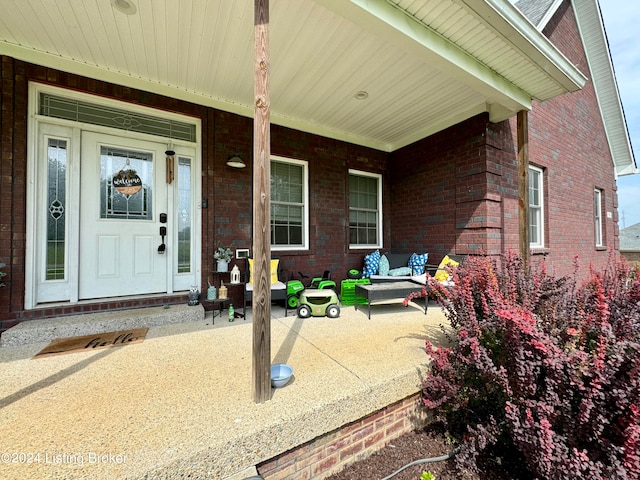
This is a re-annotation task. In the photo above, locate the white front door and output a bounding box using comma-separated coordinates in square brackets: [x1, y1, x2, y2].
[79, 132, 169, 299]
[26, 84, 202, 309]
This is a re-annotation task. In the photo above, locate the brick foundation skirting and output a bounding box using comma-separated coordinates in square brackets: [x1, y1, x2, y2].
[257, 393, 428, 480]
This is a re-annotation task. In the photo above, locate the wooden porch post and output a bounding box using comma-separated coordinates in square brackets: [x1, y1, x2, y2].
[517, 110, 530, 264]
[252, 0, 272, 404]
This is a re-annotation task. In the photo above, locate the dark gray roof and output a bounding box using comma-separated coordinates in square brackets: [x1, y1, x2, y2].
[620, 222, 640, 251]
[514, 0, 558, 27]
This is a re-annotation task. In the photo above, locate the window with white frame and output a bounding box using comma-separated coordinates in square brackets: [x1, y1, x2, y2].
[594, 188, 603, 247]
[270, 156, 308, 250]
[529, 166, 544, 248]
[349, 170, 382, 248]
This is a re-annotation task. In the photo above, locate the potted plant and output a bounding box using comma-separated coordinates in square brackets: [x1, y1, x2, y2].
[214, 244, 233, 272]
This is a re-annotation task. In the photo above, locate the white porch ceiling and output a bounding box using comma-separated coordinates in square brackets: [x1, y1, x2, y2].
[0, 0, 585, 151]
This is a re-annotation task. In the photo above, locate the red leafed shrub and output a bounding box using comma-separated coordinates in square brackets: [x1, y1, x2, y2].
[421, 251, 640, 479]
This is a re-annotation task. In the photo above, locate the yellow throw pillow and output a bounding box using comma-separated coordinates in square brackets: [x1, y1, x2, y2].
[434, 255, 459, 282]
[248, 258, 280, 285]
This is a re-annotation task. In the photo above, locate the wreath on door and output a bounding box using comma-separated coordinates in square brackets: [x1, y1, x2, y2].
[113, 168, 142, 196]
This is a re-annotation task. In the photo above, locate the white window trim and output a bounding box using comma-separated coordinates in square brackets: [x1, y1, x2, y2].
[529, 165, 544, 249]
[595, 188, 603, 247]
[271, 155, 309, 251]
[348, 169, 383, 250]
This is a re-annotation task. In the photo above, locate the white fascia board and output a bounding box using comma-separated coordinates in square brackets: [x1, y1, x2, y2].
[460, 0, 587, 92]
[315, 0, 532, 112]
[571, 0, 637, 177]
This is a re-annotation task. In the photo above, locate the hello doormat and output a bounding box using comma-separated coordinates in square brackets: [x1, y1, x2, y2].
[34, 328, 148, 358]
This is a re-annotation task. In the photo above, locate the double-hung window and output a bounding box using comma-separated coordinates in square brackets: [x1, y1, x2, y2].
[349, 170, 382, 248]
[594, 188, 603, 247]
[529, 166, 544, 248]
[270, 156, 308, 250]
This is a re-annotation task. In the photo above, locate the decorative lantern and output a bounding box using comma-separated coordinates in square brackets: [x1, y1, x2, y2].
[207, 278, 217, 300]
[218, 281, 228, 300]
[230, 264, 241, 284]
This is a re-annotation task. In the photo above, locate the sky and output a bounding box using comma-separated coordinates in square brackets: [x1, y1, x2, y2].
[598, 1, 640, 229]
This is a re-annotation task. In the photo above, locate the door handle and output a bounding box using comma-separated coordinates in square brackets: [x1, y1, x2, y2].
[158, 226, 167, 254]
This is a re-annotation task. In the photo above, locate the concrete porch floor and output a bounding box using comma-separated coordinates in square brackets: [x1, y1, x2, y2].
[0, 300, 449, 480]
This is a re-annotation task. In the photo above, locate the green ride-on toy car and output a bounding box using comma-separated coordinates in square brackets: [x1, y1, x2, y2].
[287, 270, 336, 309]
[296, 289, 341, 318]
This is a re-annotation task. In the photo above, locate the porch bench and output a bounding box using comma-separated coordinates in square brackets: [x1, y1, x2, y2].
[368, 253, 419, 283]
[364, 251, 466, 287]
[243, 257, 289, 316]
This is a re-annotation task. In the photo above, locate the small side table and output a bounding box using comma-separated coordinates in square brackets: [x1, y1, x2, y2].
[202, 297, 231, 323]
[211, 270, 246, 318]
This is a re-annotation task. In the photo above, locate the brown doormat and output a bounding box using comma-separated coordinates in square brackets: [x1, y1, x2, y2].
[34, 328, 148, 358]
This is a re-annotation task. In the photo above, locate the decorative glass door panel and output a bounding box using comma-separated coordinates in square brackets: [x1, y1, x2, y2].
[46, 138, 67, 280]
[100, 147, 153, 220]
[34, 123, 79, 304]
[177, 157, 192, 274]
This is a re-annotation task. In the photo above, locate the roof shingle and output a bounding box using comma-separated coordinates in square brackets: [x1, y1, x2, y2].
[620, 222, 640, 251]
[514, 0, 557, 27]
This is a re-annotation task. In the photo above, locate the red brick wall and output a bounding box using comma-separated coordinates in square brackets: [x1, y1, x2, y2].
[209, 111, 389, 304]
[257, 394, 425, 480]
[521, 0, 619, 276]
[211, 109, 388, 277]
[389, 114, 494, 263]
[1, 56, 28, 330]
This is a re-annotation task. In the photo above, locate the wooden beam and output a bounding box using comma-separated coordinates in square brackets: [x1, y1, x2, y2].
[252, 0, 272, 404]
[517, 110, 530, 264]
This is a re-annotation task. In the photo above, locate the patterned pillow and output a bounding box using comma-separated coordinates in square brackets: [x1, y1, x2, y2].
[388, 266, 412, 276]
[362, 250, 381, 278]
[378, 255, 390, 276]
[408, 253, 429, 275]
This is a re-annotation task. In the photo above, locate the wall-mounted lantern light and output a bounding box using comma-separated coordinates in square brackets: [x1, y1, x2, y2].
[226, 153, 246, 168]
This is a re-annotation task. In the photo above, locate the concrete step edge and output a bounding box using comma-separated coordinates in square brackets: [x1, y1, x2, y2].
[0, 304, 205, 347]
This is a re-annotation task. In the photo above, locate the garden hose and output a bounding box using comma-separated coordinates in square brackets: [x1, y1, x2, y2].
[380, 446, 460, 480]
